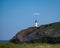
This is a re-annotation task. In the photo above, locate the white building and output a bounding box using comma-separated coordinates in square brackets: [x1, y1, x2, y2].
[35, 20, 39, 27]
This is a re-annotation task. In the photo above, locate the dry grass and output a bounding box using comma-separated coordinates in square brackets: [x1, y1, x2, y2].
[0, 42, 60, 48]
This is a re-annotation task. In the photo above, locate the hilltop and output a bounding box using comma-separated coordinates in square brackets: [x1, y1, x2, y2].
[10, 22, 60, 43]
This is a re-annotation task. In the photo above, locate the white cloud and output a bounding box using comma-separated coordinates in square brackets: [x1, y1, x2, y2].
[33, 12, 40, 16]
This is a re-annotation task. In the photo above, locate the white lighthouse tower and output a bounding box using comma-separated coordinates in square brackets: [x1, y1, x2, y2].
[35, 20, 39, 27]
[33, 12, 40, 27]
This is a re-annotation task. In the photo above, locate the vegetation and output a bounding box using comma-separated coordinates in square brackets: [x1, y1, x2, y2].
[0, 42, 60, 48]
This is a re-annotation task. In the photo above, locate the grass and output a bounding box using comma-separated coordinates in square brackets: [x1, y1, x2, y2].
[0, 42, 60, 48]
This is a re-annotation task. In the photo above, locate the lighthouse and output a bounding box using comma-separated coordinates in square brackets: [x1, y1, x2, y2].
[35, 20, 39, 27]
[33, 12, 40, 27]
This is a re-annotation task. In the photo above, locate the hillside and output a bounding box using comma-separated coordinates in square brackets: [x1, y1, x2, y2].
[10, 22, 60, 43]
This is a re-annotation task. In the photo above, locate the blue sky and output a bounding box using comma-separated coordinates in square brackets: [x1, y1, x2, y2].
[0, 0, 60, 40]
